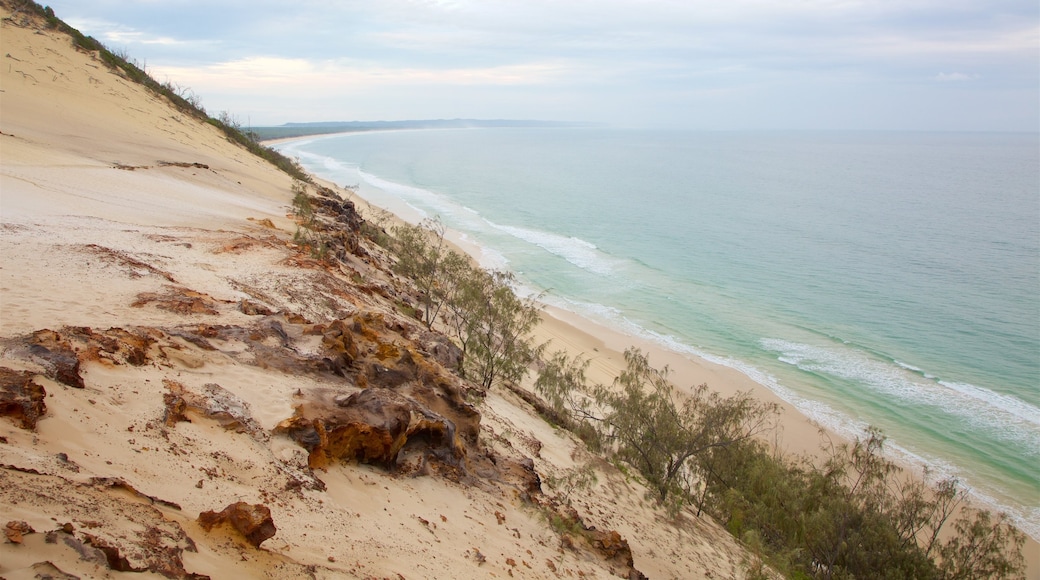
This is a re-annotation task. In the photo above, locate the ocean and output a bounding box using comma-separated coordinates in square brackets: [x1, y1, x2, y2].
[275, 129, 1040, 538]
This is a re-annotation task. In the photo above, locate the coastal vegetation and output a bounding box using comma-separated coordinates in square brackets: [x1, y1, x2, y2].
[290, 179, 331, 260]
[532, 349, 1026, 579]
[342, 153, 1028, 580]
[373, 215, 1027, 579]
[391, 219, 543, 390]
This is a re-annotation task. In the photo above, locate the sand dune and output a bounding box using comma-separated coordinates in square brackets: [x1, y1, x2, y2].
[0, 5, 762, 579]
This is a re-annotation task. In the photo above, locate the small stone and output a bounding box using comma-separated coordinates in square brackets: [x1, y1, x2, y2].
[0, 367, 47, 429]
[198, 502, 276, 548]
[4, 520, 34, 544]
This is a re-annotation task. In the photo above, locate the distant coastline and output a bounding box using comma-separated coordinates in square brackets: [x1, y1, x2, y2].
[251, 119, 598, 141]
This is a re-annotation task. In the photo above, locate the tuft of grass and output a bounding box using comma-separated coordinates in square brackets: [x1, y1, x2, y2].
[545, 511, 584, 537]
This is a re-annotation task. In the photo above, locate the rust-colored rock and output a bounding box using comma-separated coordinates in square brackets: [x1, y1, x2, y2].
[3, 466, 200, 578]
[238, 299, 274, 316]
[1, 327, 159, 393]
[93, 327, 155, 365]
[309, 187, 364, 255]
[502, 456, 542, 497]
[321, 318, 359, 376]
[277, 414, 335, 470]
[27, 329, 84, 388]
[547, 503, 645, 580]
[276, 387, 465, 471]
[588, 529, 635, 567]
[198, 502, 276, 548]
[417, 330, 463, 372]
[400, 373, 481, 446]
[132, 285, 221, 315]
[162, 380, 265, 439]
[0, 367, 47, 429]
[163, 391, 189, 427]
[365, 360, 414, 389]
[84, 534, 140, 572]
[5, 520, 34, 543]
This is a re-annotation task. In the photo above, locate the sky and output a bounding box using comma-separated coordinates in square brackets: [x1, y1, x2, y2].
[46, 0, 1039, 131]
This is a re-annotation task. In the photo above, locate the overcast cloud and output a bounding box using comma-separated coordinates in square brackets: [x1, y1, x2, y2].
[46, 0, 1038, 130]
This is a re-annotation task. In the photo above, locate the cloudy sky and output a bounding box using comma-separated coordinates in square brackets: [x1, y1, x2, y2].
[48, 0, 1038, 130]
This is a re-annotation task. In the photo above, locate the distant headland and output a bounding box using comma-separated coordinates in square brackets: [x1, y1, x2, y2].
[251, 119, 598, 140]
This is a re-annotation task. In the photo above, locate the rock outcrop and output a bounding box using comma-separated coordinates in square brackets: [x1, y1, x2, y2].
[0, 367, 46, 429]
[0, 468, 202, 579]
[547, 502, 646, 580]
[4, 519, 34, 544]
[23, 329, 84, 388]
[162, 380, 266, 440]
[276, 387, 466, 471]
[197, 502, 277, 548]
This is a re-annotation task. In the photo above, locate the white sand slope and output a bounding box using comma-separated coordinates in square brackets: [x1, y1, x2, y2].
[0, 6, 762, 579]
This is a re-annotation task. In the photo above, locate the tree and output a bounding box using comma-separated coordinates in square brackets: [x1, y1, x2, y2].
[436, 249, 479, 360]
[594, 348, 778, 509]
[459, 270, 543, 390]
[388, 222, 543, 391]
[533, 350, 591, 420]
[533, 350, 604, 449]
[529, 346, 1027, 578]
[938, 510, 1026, 580]
[391, 218, 450, 328]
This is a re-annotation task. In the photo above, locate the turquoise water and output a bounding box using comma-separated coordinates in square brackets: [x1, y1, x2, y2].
[276, 129, 1039, 537]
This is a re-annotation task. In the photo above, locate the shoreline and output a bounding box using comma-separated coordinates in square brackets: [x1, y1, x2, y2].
[283, 135, 1040, 565]
[266, 132, 949, 464]
[286, 147, 899, 461]
[534, 303, 831, 457]
[356, 176, 1040, 570]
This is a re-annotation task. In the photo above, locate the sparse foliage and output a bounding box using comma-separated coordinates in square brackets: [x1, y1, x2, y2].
[391, 218, 451, 328]
[703, 428, 1025, 580]
[534, 350, 592, 419]
[388, 220, 543, 390]
[545, 462, 598, 506]
[459, 269, 544, 390]
[595, 348, 779, 511]
[938, 510, 1026, 580]
[290, 180, 330, 261]
[532, 350, 603, 449]
[532, 346, 1025, 579]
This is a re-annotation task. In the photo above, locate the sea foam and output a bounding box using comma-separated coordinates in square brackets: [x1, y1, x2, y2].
[351, 168, 622, 278]
[489, 222, 617, 276]
[761, 338, 1040, 451]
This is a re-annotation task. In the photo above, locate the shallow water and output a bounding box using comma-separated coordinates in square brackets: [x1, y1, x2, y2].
[277, 128, 1040, 537]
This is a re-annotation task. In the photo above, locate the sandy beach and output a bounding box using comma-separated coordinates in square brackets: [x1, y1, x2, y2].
[1, 3, 1035, 578]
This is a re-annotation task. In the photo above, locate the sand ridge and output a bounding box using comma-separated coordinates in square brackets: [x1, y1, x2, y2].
[0, 6, 762, 579]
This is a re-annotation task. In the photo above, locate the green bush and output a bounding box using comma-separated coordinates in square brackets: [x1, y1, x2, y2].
[532, 345, 1026, 579]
